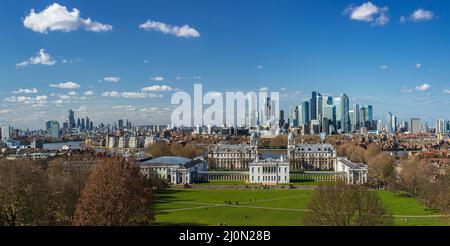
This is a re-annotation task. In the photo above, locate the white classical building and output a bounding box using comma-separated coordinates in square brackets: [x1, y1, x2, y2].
[139, 156, 207, 184]
[287, 132, 337, 170]
[249, 155, 290, 184]
[336, 157, 368, 184]
[207, 132, 258, 170]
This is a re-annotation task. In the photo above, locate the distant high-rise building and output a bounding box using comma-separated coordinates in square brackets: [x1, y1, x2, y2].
[310, 91, 322, 121]
[387, 112, 393, 133]
[300, 101, 310, 125]
[411, 118, 421, 134]
[436, 119, 445, 134]
[279, 110, 285, 129]
[86, 117, 90, 131]
[322, 104, 336, 128]
[1, 126, 12, 141]
[291, 106, 299, 127]
[341, 94, 350, 132]
[46, 121, 60, 141]
[68, 109, 76, 129]
[118, 119, 124, 129]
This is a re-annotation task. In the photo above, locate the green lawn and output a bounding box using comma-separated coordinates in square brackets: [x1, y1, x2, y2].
[154, 189, 448, 226]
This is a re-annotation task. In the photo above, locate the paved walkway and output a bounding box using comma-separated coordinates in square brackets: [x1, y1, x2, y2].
[158, 197, 447, 218]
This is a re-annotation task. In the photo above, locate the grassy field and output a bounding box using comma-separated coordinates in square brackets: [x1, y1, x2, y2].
[155, 189, 448, 226]
[192, 180, 335, 186]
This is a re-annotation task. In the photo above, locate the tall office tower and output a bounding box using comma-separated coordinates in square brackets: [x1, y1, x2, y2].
[392, 115, 397, 133]
[446, 120, 450, 133]
[360, 105, 373, 127]
[436, 119, 445, 134]
[411, 118, 421, 134]
[46, 120, 60, 141]
[354, 104, 360, 130]
[247, 93, 257, 127]
[386, 112, 393, 133]
[68, 109, 76, 129]
[1, 126, 12, 141]
[322, 104, 336, 128]
[90, 121, 94, 131]
[291, 106, 299, 127]
[341, 94, 350, 132]
[349, 110, 356, 132]
[400, 121, 409, 132]
[81, 118, 86, 130]
[325, 96, 333, 105]
[333, 96, 342, 129]
[118, 119, 124, 129]
[77, 118, 81, 129]
[279, 110, 285, 129]
[86, 117, 90, 131]
[300, 101, 310, 125]
[310, 91, 322, 121]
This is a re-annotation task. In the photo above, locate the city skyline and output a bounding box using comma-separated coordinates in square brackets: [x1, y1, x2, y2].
[1, 0, 450, 129]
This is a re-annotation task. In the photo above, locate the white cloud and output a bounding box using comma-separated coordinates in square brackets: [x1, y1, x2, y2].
[400, 86, 413, 94]
[3, 95, 48, 107]
[16, 49, 56, 68]
[416, 63, 422, 69]
[84, 90, 94, 96]
[68, 91, 77, 96]
[401, 9, 434, 23]
[0, 109, 13, 114]
[411, 9, 434, 22]
[380, 65, 389, 69]
[443, 89, 450, 94]
[344, 2, 389, 26]
[23, 3, 112, 33]
[150, 76, 165, 82]
[259, 87, 269, 92]
[139, 20, 200, 38]
[49, 81, 80, 89]
[103, 76, 121, 82]
[112, 105, 136, 111]
[256, 65, 263, 69]
[141, 85, 174, 92]
[415, 83, 431, 91]
[193, 75, 203, 80]
[12, 88, 38, 94]
[102, 91, 163, 99]
[175, 76, 182, 80]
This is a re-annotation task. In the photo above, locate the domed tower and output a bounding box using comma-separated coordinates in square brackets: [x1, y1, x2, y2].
[288, 132, 295, 149]
[287, 132, 295, 160]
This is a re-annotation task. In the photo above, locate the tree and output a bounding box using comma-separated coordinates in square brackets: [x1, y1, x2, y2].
[398, 157, 426, 197]
[0, 160, 48, 226]
[148, 142, 172, 157]
[73, 158, 154, 226]
[367, 153, 396, 189]
[303, 183, 392, 226]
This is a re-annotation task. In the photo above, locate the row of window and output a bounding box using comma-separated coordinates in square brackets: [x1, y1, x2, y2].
[251, 175, 288, 182]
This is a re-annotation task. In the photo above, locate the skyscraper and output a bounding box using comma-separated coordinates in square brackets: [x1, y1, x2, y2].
[341, 94, 349, 132]
[310, 91, 322, 121]
[436, 119, 445, 134]
[411, 118, 421, 134]
[46, 121, 60, 141]
[279, 110, 285, 129]
[387, 112, 393, 133]
[300, 101, 310, 125]
[1, 126, 12, 141]
[68, 109, 76, 129]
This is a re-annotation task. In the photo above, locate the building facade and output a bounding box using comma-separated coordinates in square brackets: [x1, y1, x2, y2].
[336, 157, 368, 185]
[287, 133, 337, 170]
[249, 155, 290, 184]
[207, 132, 258, 170]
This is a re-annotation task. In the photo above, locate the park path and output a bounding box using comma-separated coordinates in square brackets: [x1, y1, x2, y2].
[158, 197, 447, 218]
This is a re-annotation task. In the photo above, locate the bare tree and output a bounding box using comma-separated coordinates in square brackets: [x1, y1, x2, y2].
[303, 183, 393, 226]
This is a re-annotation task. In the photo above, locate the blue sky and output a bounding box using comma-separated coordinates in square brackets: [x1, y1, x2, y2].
[0, 0, 449, 129]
